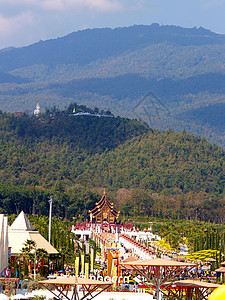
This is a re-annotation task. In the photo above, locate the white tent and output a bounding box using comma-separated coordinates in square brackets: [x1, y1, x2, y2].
[0, 294, 9, 300]
[0, 214, 8, 275]
[11, 294, 28, 299]
[8, 211, 58, 257]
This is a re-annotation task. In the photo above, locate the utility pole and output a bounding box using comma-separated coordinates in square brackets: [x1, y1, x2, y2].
[34, 246, 37, 280]
[48, 196, 53, 244]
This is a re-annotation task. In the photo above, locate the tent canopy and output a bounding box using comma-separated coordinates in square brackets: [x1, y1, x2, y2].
[122, 258, 195, 267]
[39, 277, 113, 286]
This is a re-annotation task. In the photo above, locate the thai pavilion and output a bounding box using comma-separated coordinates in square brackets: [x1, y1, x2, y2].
[89, 190, 120, 225]
[72, 191, 120, 240]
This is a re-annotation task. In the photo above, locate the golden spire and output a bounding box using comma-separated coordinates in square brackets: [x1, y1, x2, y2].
[103, 188, 106, 195]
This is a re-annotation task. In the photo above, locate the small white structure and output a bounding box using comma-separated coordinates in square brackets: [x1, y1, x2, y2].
[0, 214, 8, 275]
[179, 243, 189, 255]
[34, 103, 41, 116]
[121, 230, 160, 242]
[71, 228, 92, 241]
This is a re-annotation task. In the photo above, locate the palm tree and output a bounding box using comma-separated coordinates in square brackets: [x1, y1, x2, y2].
[35, 248, 48, 278]
[36, 248, 48, 267]
[20, 240, 49, 278]
[20, 239, 37, 274]
[36, 248, 48, 261]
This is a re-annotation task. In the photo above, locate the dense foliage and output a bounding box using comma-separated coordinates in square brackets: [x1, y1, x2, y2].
[0, 106, 225, 223]
[0, 104, 147, 218]
[80, 129, 225, 194]
[0, 105, 147, 186]
[153, 219, 225, 265]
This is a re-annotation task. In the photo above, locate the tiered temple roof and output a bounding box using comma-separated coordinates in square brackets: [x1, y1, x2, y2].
[89, 191, 119, 224]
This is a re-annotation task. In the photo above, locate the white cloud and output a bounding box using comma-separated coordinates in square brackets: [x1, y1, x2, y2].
[80, 0, 122, 12]
[0, 0, 148, 48]
[0, 11, 40, 48]
[0, 16, 13, 37]
[41, 0, 65, 11]
[41, 0, 123, 12]
[0, 0, 144, 14]
[0, 0, 124, 13]
[0, 12, 34, 37]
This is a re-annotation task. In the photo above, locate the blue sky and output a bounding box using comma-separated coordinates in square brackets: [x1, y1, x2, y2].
[0, 0, 225, 49]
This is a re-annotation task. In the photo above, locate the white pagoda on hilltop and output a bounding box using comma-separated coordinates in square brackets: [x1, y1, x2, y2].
[34, 103, 42, 116]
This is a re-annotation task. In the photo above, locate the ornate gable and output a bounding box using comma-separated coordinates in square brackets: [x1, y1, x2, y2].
[89, 191, 119, 224]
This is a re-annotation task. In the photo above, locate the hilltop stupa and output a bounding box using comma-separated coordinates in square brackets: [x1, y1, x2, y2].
[34, 103, 42, 116]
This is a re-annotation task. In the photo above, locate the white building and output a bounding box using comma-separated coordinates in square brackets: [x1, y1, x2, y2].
[34, 103, 41, 116]
[8, 211, 59, 258]
[0, 214, 8, 275]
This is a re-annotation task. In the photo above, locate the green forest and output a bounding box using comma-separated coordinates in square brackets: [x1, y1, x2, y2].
[0, 103, 225, 224]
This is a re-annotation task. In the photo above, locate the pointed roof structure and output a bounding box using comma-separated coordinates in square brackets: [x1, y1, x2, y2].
[89, 191, 119, 224]
[8, 211, 58, 256]
[9, 211, 35, 231]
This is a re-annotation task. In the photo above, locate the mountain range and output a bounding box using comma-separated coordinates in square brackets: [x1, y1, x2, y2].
[1, 24, 225, 147]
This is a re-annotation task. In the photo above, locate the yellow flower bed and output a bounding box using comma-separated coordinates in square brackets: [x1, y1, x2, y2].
[186, 249, 219, 261]
[155, 239, 172, 251]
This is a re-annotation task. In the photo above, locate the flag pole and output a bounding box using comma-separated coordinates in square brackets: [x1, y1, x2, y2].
[48, 196, 53, 244]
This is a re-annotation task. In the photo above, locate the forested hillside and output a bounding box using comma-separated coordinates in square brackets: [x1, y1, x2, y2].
[0, 104, 147, 187]
[0, 24, 225, 147]
[80, 130, 225, 195]
[0, 106, 225, 223]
